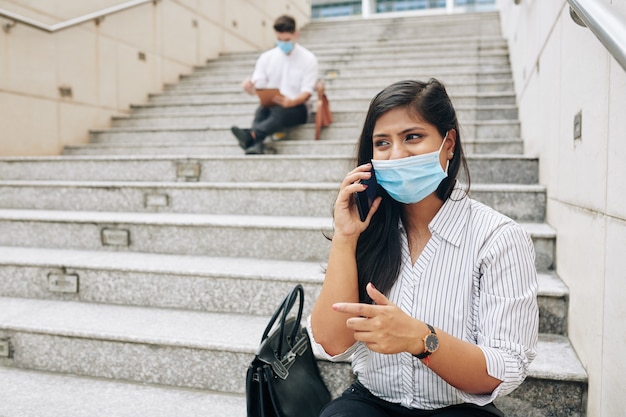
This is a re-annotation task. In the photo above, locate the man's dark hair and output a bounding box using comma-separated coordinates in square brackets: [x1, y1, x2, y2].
[273, 15, 296, 33]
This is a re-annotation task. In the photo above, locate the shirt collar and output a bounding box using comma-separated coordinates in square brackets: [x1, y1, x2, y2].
[428, 185, 470, 247]
[397, 184, 470, 248]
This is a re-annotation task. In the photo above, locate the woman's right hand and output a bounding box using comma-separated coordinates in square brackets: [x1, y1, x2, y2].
[333, 163, 381, 239]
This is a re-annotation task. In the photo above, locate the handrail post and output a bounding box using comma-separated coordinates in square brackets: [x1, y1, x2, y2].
[569, 7, 586, 27]
[567, 0, 626, 72]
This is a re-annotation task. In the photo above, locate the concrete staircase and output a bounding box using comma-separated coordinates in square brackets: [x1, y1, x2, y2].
[0, 11, 586, 417]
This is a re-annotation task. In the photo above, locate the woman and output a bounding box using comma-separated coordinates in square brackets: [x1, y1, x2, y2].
[309, 79, 538, 416]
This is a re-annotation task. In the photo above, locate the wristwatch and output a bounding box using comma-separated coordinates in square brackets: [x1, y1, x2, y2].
[413, 324, 439, 359]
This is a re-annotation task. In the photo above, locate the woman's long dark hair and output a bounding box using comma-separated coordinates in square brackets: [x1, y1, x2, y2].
[353, 79, 470, 303]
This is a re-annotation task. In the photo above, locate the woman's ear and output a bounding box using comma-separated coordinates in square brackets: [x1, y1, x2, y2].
[446, 129, 457, 160]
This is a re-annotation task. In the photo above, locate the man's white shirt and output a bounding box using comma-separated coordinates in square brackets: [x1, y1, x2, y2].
[251, 43, 318, 99]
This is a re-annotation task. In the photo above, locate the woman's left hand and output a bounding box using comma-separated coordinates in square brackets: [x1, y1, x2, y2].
[332, 283, 423, 355]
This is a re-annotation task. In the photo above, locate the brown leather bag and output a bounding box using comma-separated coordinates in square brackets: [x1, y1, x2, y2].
[315, 79, 333, 140]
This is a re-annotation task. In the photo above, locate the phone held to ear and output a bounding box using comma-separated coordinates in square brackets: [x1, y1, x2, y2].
[355, 169, 377, 222]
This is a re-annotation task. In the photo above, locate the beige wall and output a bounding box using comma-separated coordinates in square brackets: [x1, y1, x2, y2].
[497, 1, 626, 416]
[0, 0, 312, 156]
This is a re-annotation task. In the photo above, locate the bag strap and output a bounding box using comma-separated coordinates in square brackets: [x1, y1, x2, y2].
[260, 284, 305, 354]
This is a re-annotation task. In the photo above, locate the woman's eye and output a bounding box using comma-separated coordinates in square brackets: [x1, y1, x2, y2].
[374, 139, 389, 148]
[405, 134, 422, 142]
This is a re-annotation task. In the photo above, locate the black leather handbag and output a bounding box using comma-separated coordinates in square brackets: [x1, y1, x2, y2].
[246, 284, 331, 417]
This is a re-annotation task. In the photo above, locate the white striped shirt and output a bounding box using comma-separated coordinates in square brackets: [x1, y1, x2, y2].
[309, 187, 539, 409]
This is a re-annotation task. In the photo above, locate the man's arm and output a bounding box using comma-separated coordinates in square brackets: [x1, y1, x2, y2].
[242, 78, 256, 95]
[246, 51, 270, 95]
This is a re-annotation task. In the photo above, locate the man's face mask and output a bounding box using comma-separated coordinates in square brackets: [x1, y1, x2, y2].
[276, 40, 294, 54]
[371, 132, 449, 204]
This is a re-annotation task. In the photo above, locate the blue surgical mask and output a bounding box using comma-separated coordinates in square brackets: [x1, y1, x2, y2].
[371, 133, 449, 204]
[276, 40, 294, 54]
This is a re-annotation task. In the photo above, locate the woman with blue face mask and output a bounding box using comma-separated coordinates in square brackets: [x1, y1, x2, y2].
[309, 79, 539, 417]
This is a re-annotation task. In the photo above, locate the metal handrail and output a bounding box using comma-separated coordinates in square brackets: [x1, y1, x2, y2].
[0, 0, 156, 33]
[568, 0, 626, 72]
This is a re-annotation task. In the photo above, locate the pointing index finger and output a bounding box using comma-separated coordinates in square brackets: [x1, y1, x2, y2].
[332, 302, 376, 317]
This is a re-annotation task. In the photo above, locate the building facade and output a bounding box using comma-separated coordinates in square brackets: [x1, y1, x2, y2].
[312, 0, 495, 19]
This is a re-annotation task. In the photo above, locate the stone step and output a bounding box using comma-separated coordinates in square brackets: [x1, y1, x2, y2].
[300, 30, 504, 43]
[165, 78, 514, 95]
[301, 21, 502, 36]
[303, 9, 499, 24]
[88, 121, 520, 142]
[179, 69, 514, 86]
[62, 137, 524, 156]
[136, 98, 518, 122]
[302, 17, 501, 32]
[209, 43, 510, 58]
[171, 72, 513, 92]
[0, 246, 323, 316]
[471, 184, 546, 222]
[299, 13, 502, 37]
[126, 100, 514, 120]
[195, 56, 511, 76]
[305, 23, 504, 37]
[0, 181, 545, 221]
[272, 36, 505, 53]
[0, 297, 586, 417]
[216, 33, 506, 54]
[168, 74, 513, 90]
[111, 106, 518, 128]
[537, 272, 570, 336]
[203, 51, 509, 73]
[132, 91, 516, 110]
[141, 91, 516, 107]
[185, 69, 510, 86]
[0, 209, 556, 270]
[244, 36, 508, 54]
[0, 208, 335, 262]
[0, 246, 568, 334]
[181, 62, 511, 85]
[208, 43, 509, 64]
[0, 155, 538, 184]
[0, 296, 268, 394]
[302, 30, 504, 46]
[62, 139, 364, 156]
[0, 367, 246, 417]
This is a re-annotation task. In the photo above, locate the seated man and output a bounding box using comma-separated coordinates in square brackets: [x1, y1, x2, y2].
[231, 15, 319, 155]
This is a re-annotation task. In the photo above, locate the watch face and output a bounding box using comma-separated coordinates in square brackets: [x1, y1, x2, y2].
[425, 334, 439, 353]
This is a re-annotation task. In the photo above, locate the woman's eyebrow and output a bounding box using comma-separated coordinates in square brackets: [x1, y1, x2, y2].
[373, 126, 426, 137]
[401, 126, 426, 134]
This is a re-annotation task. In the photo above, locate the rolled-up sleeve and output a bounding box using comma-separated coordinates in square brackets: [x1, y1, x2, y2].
[300, 56, 318, 96]
[250, 53, 267, 86]
[462, 223, 539, 403]
[306, 315, 357, 362]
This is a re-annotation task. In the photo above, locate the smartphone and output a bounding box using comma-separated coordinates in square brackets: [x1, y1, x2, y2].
[355, 169, 377, 222]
